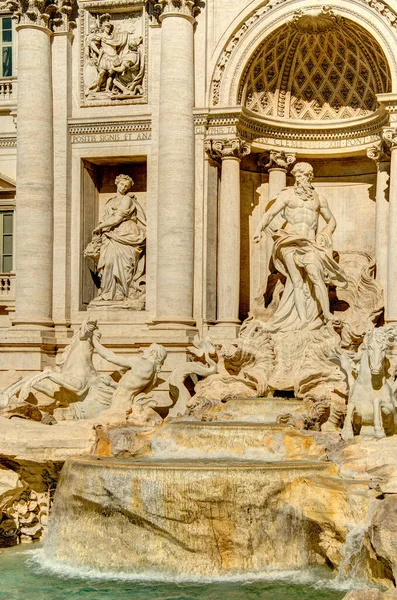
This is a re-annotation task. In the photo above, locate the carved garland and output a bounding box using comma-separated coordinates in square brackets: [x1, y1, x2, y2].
[211, 0, 397, 107]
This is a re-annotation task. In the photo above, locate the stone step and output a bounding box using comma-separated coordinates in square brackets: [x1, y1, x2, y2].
[150, 420, 329, 462]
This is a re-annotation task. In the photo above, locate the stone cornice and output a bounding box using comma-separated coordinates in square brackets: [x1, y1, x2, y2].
[0, 135, 16, 148]
[6, 0, 77, 32]
[79, 0, 145, 11]
[68, 117, 151, 143]
[69, 119, 151, 135]
[204, 137, 250, 162]
[195, 107, 388, 152]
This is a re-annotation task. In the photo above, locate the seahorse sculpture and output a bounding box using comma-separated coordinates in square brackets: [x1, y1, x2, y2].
[167, 336, 218, 418]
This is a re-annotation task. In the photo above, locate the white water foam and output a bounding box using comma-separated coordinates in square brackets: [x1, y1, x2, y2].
[335, 524, 367, 584]
[25, 548, 372, 592]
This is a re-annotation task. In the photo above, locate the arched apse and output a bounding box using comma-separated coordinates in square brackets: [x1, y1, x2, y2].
[238, 12, 391, 122]
[209, 1, 397, 110]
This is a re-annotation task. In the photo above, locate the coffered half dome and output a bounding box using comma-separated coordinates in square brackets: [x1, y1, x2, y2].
[239, 11, 392, 121]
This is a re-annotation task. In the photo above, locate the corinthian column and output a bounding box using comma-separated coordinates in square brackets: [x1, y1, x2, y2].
[6, 0, 76, 327]
[367, 144, 390, 297]
[153, 0, 201, 328]
[205, 138, 250, 335]
[382, 128, 397, 323]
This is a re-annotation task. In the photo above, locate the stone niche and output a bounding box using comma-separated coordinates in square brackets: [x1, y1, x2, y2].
[240, 154, 377, 320]
[81, 158, 147, 310]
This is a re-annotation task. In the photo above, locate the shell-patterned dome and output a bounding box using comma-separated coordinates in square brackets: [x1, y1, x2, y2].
[239, 12, 392, 121]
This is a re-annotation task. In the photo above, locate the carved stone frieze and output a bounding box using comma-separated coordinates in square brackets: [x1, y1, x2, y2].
[0, 137, 16, 148]
[198, 108, 386, 152]
[204, 138, 250, 163]
[257, 151, 296, 172]
[69, 118, 151, 144]
[5, 0, 77, 31]
[81, 6, 147, 106]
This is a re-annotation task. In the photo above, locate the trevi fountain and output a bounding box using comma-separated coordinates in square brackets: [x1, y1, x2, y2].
[1, 0, 397, 598]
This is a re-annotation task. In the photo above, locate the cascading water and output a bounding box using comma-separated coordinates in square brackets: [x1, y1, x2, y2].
[40, 397, 376, 593]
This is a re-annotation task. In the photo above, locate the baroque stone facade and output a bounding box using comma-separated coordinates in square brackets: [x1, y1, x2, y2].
[3, 0, 397, 587]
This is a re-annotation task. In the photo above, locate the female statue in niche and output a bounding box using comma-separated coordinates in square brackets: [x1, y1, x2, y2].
[85, 174, 146, 309]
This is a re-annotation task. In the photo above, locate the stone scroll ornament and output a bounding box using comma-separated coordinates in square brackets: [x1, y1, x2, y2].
[84, 174, 146, 309]
[84, 12, 145, 100]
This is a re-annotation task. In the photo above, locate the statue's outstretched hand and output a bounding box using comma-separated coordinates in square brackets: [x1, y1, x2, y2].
[253, 231, 262, 243]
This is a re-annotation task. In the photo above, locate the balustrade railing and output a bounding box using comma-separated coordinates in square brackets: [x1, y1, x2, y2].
[0, 78, 14, 100]
[0, 273, 15, 300]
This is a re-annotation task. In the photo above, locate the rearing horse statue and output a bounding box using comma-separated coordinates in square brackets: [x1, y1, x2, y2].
[341, 326, 397, 441]
[0, 319, 117, 419]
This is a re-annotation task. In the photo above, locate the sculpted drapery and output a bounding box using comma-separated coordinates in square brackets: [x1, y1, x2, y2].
[85, 174, 146, 308]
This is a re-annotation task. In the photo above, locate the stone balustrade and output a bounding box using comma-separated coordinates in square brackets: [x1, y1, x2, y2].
[0, 272, 15, 300]
[0, 78, 15, 100]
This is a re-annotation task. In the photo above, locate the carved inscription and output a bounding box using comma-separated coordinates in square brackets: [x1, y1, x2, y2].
[71, 131, 151, 144]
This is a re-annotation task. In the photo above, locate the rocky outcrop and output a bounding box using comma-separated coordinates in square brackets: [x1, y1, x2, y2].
[368, 496, 397, 585]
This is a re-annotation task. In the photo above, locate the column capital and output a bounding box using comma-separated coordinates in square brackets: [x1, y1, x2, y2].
[5, 0, 77, 32]
[204, 138, 251, 163]
[367, 143, 391, 165]
[382, 127, 397, 151]
[151, 0, 202, 22]
[257, 150, 296, 172]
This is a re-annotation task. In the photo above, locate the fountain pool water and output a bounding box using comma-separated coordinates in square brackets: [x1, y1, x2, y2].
[0, 545, 350, 600]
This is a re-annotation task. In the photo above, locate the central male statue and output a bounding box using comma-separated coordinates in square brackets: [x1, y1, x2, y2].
[254, 162, 347, 332]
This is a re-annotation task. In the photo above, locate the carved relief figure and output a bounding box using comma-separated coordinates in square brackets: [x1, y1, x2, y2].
[110, 37, 144, 98]
[254, 162, 347, 332]
[84, 13, 145, 100]
[85, 174, 146, 309]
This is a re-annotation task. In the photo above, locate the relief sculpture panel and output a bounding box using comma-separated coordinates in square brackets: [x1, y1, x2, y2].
[82, 8, 147, 106]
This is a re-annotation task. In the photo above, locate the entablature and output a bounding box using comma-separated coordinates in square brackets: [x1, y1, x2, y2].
[68, 115, 151, 144]
[196, 106, 388, 155]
